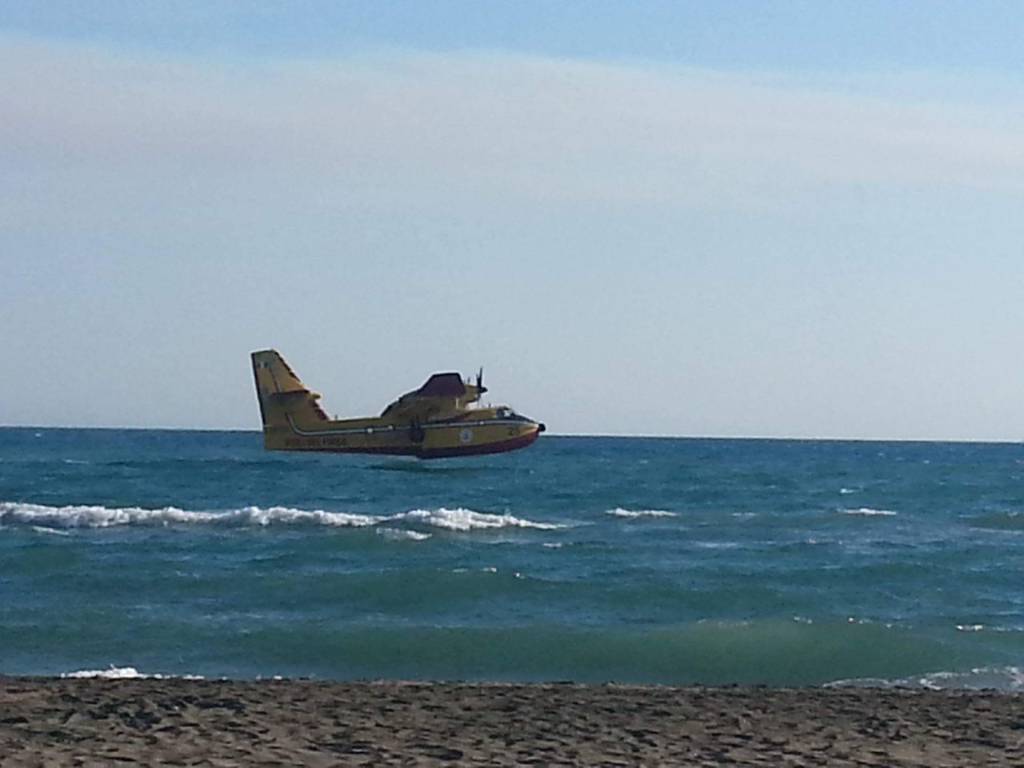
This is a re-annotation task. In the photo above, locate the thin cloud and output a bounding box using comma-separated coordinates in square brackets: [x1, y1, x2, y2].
[2, 36, 1023, 218]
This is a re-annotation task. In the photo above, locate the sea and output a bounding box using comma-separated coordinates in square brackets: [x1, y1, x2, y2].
[1, 427, 1022, 689]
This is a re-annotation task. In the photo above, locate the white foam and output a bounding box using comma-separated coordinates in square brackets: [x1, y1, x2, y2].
[956, 624, 985, 632]
[62, 666, 145, 679]
[839, 487, 857, 495]
[1, 501, 562, 534]
[841, 507, 897, 517]
[392, 507, 565, 531]
[0, 502, 381, 529]
[61, 665, 205, 680]
[605, 508, 677, 519]
[376, 527, 432, 542]
[827, 666, 1024, 692]
[241, 506, 381, 528]
[1, 502, 216, 528]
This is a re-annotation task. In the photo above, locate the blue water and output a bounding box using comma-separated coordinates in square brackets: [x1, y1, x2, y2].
[2, 428, 1023, 688]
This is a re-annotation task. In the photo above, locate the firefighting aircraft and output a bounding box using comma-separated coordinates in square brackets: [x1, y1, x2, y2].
[251, 349, 545, 459]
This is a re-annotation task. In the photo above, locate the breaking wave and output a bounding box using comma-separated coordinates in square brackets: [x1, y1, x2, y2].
[841, 507, 897, 517]
[376, 527, 432, 542]
[395, 507, 565, 531]
[0, 502, 378, 529]
[826, 665, 1024, 691]
[605, 508, 678, 519]
[0, 501, 562, 533]
[61, 666, 205, 680]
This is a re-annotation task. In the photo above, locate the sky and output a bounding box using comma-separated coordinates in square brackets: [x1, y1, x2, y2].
[2, 2, 1023, 439]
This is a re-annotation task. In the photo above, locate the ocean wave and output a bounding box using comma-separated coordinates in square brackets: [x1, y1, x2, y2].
[377, 527, 432, 542]
[393, 507, 565, 531]
[826, 665, 1024, 692]
[841, 507, 897, 517]
[0, 502, 380, 529]
[693, 541, 740, 550]
[2, 502, 222, 528]
[0, 501, 559, 533]
[244, 507, 381, 528]
[605, 508, 677, 519]
[61, 665, 204, 680]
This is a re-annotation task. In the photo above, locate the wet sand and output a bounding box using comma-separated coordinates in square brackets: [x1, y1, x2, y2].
[1, 677, 1022, 766]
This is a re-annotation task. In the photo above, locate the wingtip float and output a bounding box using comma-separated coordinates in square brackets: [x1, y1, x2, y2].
[251, 349, 545, 459]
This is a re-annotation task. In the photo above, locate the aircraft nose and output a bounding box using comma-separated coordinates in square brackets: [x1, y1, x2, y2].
[537, 422, 547, 433]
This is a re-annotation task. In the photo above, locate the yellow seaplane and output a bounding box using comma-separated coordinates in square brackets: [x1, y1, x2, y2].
[251, 349, 545, 459]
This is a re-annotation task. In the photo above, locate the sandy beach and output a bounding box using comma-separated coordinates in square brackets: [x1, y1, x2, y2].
[0, 678, 1021, 766]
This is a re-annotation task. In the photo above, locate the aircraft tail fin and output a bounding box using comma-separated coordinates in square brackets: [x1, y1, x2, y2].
[251, 350, 328, 434]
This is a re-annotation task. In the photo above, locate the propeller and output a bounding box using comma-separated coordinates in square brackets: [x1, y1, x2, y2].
[476, 367, 487, 395]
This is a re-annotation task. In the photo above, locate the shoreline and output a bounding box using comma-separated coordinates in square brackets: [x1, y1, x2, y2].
[2, 678, 1022, 766]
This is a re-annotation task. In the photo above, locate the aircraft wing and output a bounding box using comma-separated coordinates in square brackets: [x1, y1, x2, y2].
[381, 373, 467, 421]
[415, 373, 466, 398]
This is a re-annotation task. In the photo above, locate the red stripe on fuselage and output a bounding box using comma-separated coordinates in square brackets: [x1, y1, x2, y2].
[272, 429, 541, 460]
[417, 430, 540, 459]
